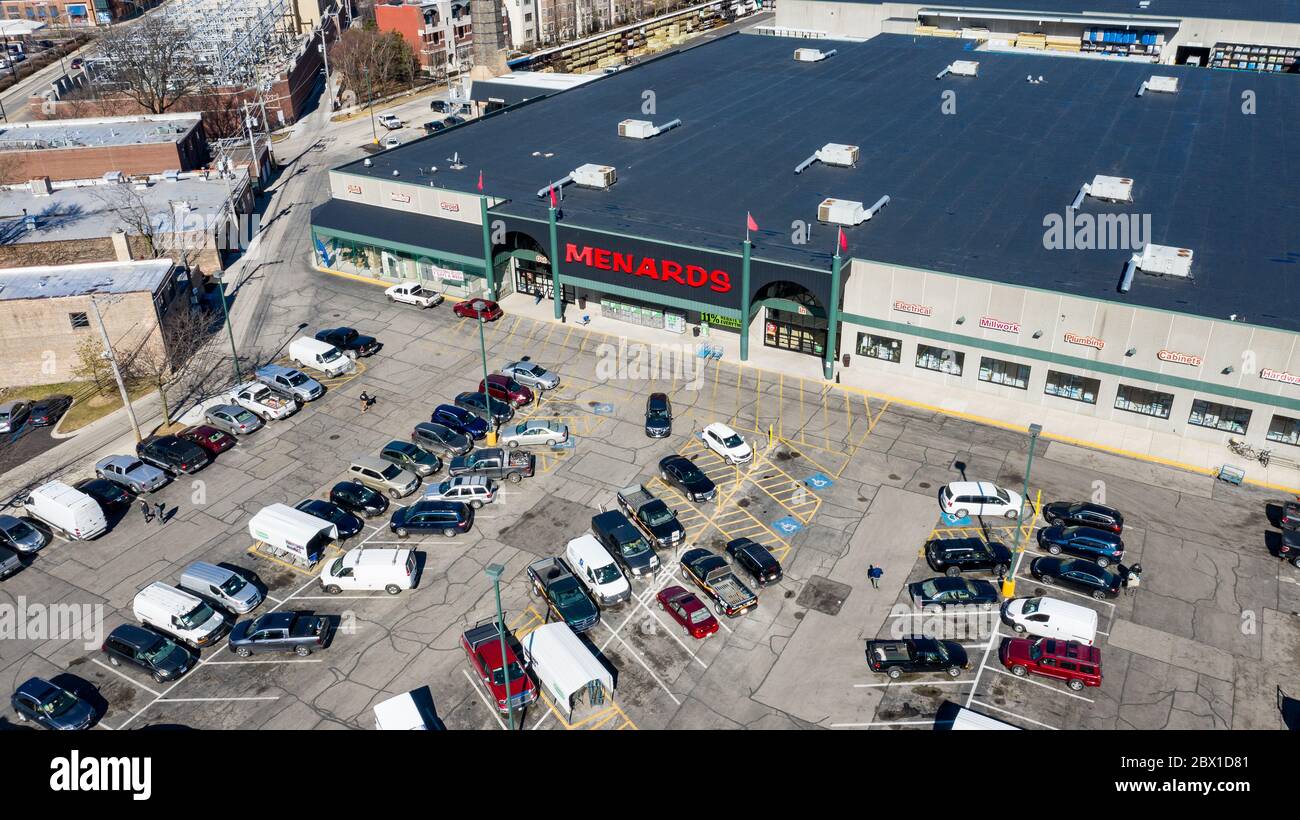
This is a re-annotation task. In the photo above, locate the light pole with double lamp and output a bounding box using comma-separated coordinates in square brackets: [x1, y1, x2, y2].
[484, 563, 515, 731]
[1002, 423, 1042, 598]
[212, 270, 243, 383]
[474, 301, 497, 445]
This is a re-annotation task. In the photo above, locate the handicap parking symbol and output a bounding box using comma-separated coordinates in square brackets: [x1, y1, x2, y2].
[803, 472, 833, 491]
[940, 512, 972, 527]
[772, 516, 803, 536]
[551, 437, 577, 450]
[592, 403, 615, 415]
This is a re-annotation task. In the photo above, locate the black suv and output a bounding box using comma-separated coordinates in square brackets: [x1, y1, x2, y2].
[725, 537, 783, 586]
[329, 481, 389, 518]
[102, 624, 195, 682]
[924, 536, 1012, 577]
[658, 455, 716, 502]
[390, 500, 474, 538]
[645, 393, 672, 438]
[295, 499, 364, 539]
[136, 434, 210, 475]
[315, 327, 379, 357]
[1042, 501, 1124, 534]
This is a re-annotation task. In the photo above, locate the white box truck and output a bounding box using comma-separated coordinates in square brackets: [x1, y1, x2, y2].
[288, 336, 354, 378]
[22, 481, 107, 540]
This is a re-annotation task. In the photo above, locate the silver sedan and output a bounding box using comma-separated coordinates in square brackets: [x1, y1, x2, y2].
[205, 404, 264, 436]
[497, 420, 569, 448]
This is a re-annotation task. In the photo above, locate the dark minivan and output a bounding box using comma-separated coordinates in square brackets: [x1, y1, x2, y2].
[102, 624, 195, 683]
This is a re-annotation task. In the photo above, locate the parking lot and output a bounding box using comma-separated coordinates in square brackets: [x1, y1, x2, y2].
[3, 272, 1298, 731]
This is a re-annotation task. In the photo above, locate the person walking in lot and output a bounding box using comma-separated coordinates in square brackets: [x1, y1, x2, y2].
[139, 499, 154, 524]
[868, 564, 883, 590]
[155, 502, 167, 525]
[1123, 562, 1142, 596]
[359, 391, 374, 414]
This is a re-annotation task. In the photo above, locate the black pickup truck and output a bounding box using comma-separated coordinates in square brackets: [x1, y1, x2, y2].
[526, 557, 599, 632]
[865, 638, 969, 679]
[228, 612, 332, 657]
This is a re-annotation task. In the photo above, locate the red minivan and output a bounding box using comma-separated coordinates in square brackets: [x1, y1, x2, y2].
[998, 637, 1101, 691]
[480, 374, 534, 407]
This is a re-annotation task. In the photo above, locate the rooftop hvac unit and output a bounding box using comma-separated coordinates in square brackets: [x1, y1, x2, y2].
[1132, 243, 1193, 278]
[794, 47, 835, 62]
[1137, 75, 1178, 96]
[618, 119, 655, 139]
[817, 143, 859, 167]
[1072, 174, 1134, 208]
[818, 196, 889, 226]
[571, 163, 616, 189]
[936, 60, 978, 79]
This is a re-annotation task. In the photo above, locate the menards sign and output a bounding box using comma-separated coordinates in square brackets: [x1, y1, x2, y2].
[564, 243, 732, 293]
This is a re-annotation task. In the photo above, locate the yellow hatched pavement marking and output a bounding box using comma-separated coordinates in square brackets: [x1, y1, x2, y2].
[535, 690, 638, 731]
[509, 605, 547, 639]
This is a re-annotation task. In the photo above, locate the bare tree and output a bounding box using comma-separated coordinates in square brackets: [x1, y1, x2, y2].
[94, 15, 205, 114]
[89, 183, 198, 266]
[329, 27, 418, 102]
[131, 304, 222, 424]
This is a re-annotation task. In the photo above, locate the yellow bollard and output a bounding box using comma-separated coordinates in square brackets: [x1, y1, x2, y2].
[486, 430, 498, 446]
[1001, 578, 1016, 598]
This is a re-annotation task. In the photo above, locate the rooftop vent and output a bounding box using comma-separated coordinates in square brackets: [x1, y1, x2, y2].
[1137, 75, 1178, 96]
[936, 60, 979, 79]
[1071, 174, 1134, 208]
[1121, 243, 1193, 291]
[817, 196, 890, 226]
[794, 143, 860, 174]
[617, 117, 682, 139]
[794, 47, 836, 62]
[103, 170, 123, 183]
[572, 163, 616, 189]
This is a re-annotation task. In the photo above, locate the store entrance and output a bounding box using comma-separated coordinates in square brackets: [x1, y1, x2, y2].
[764, 308, 827, 357]
[514, 260, 575, 303]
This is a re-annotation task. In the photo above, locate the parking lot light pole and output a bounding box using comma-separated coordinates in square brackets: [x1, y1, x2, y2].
[485, 563, 515, 731]
[1003, 423, 1043, 598]
[475, 303, 496, 446]
[213, 271, 243, 383]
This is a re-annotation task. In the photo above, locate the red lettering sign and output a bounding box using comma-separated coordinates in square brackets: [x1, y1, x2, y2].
[1157, 349, 1202, 367]
[1260, 368, 1300, 385]
[979, 316, 1020, 334]
[563, 243, 733, 294]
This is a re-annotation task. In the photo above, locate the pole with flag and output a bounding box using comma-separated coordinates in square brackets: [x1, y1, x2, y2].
[746, 211, 757, 243]
[825, 227, 846, 380]
[740, 212, 755, 362]
[548, 183, 562, 320]
[477, 170, 484, 192]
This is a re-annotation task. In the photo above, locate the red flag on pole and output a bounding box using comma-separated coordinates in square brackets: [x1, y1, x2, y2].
[746, 212, 758, 232]
[549, 186, 558, 209]
[838, 227, 848, 254]
[477, 170, 484, 192]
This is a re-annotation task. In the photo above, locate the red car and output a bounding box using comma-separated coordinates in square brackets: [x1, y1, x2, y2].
[461, 621, 537, 713]
[998, 636, 1101, 691]
[453, 299, 503, 321]
[656, 585, 719, 639]
[479, 374, 534, 407]
[178, 424, 236, 457]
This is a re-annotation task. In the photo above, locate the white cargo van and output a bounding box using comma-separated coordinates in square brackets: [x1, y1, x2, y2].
[249, 503, 338, 564]
[565, 534, 630, 606]
[319, 548, 416, 595]
[132, 582, 228, 647]
[1000, 596, 1099, 646]
[22, 481, 107, 540]
[178, 561, 263, 614]
[288, 336, 354, 377]
[373, 691, 429, 730]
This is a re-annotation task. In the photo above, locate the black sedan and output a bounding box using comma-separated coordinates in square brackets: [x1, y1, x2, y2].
[315, 327, 379, 357]
[1042, 501, 1123, 533]
[725, 537, 782, 586]
[28, 394, 73, 427]
[295, 499, 364, 539]
[390, 500, 473, 538]
[1029, 556, 1122, 600]
[908, 577, 1000, 608]
[329, 481, 389, 518]
[454, 391, 514, 425]
[74, 477, 135, 511]
[658, 455, 716, 502]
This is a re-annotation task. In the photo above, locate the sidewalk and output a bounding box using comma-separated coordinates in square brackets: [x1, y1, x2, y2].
[499, 292, 1300, 494]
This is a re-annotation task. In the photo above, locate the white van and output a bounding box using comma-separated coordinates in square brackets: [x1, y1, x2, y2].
[22, 481, 107, 541]
[288, 336, 354, 378]
[249, 503, 338, 564]
[179, 561, 263, 614]
[565, 534, 630, 606]
[320, 548, 416, 595]
[373, 691, 430, 730]
[132, 582, 228, 648]
[1000, 596, 1099, 646]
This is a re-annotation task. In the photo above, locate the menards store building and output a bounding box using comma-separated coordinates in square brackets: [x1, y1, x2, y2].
[310, 32, 1300, 454]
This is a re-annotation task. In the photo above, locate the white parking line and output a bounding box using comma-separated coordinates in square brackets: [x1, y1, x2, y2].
[593, 593, 683, 707]
[290, 595, 399, 600]
[1014, 573, 1117, 608]
[830, 719, 942, 728]
[854, 679, 974, 688]
[969, 698, 1059, 730]
[91, 659, 163, 697]
[983, 664, 1096, 702]
[155, 696, 281, 703]
[461, 668, 507, 730]
[204, 659, 324, 665]
[963, 631, 1000, 709]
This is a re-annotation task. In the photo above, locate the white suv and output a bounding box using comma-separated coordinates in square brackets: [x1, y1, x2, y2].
[702, 422, 753, 465]
[939, 481, 1023, 520]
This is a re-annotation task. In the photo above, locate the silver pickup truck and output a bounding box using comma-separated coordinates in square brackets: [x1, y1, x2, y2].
[679, 547, 758, 617]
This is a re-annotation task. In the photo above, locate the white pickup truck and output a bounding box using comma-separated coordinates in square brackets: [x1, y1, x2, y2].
[229, 381, 298, 421]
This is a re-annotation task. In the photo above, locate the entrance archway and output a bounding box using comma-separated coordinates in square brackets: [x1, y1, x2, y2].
[752, 281, 829, 358]
[493, 230, 574, 304]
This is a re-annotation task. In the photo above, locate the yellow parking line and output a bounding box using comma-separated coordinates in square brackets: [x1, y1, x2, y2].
[246, 543, 317, 576]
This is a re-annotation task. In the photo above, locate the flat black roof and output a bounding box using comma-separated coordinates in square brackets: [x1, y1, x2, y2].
[850, 0, 1300, 25]
[336, 33, 1300, 332]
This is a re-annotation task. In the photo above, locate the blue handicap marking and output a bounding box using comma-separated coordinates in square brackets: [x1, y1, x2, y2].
[551, 436, 577, 450]
[803, 472, 833, 491]
[772, 516, 803, 536]
[592, 403, 615, 415]
[940, 512, 972, 527]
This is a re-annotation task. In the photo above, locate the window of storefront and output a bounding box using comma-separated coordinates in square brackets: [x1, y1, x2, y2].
[978, 356, 1030, 390]
[514, 258, 573, 303]
[1045, 370, 1100, 404]
[600, 296, 683, 332]
[857, 333, 901, 363]
[1188, 399, 1252, 434]
[1114, 384, 1174, 419]
[1267, 415, 1300, 447]
[916, 344, 964, 376]
[764, 309, 826, 356]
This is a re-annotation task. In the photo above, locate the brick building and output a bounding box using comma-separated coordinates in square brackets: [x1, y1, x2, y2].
[0, 258, 186, 388]
[0, 113, 208, 186]
[374, 0, 474, 78]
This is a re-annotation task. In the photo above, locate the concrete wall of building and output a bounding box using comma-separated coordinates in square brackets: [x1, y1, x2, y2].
[0, 137, 206, 185]
[840, 258, 1300, 448]
[0, 234, 223, 276]
[0, 290, 165, 388]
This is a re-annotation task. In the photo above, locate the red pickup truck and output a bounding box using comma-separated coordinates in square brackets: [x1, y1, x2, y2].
[462, 620, 537, 713]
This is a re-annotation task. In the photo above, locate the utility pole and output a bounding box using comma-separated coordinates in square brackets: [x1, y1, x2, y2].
[243, 101, 260, 186]
[318, 8, 334, 112]
[363, 64, 378, 144]
[89, 296, 143, 442]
